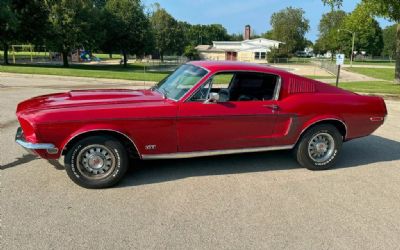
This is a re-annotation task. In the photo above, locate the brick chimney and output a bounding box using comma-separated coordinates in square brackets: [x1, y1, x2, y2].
[244, 25, 251, 40]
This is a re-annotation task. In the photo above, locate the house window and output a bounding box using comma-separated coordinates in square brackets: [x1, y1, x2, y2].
[254, 52, 266, 60]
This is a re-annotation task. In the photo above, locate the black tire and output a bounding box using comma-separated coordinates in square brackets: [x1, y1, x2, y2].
[294, 124, 343, 170]
[64, 135, 128, 188]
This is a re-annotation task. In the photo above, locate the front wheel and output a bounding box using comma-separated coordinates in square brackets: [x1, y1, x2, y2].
[294, 124, 343, 170]
[64, 135, 129, 188]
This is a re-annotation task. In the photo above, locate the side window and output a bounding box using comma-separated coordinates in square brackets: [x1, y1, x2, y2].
[190, 80, 212, 102]
[230, 72, 278, 101]
[190, 73, 235, 102]
[211, 73, 234, 90]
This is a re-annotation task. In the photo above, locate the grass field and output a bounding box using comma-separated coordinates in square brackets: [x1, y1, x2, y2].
[334, 81, 400, 95]
[345, 67, 395, 81]
[344, 59, 395, 66]
[0, 64, 168, 82]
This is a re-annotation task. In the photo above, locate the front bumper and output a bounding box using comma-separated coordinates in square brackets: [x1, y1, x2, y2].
[15, 127, 58, 154]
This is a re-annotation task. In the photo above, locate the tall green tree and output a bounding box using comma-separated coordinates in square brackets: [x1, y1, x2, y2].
[362, 0, 400, 83]
[102, 0, 151, 67]
[45, 0, 98, 67]
[382, 24, 397, 58]
[0, 0, 18, 64]
[339, 3, 383, 56]
[322, 0, 343, 11]
[150, 4, 184, 61]
[269, 7, 310, 53]
[314, 10, 347, 56]
[13, 0, 49, 46]
[180, 22, 230, 46]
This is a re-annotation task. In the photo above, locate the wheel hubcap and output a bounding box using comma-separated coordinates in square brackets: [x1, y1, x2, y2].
[77, 144, 116, 179]
[307, 133, 335, 163]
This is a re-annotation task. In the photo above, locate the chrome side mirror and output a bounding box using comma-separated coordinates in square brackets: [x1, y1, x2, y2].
[205, 92, 219, 103]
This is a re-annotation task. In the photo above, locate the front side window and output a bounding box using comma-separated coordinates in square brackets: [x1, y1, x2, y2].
[154, 64, 208, 100]
[190, 72, 279, 102]
[190, 73, 234, 102]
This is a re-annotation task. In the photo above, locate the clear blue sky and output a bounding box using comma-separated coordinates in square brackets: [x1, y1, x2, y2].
[142, 0, 393, 42]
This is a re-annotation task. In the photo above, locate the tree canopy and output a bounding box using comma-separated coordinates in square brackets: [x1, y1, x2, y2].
[382, 24, 397, 58]
[150, 4, 184, 61]
[0, 0, 18, 64]
[314, 10, 347, 55]
[340, 3, 383, 56]
[102, 0, 151, 67]
[269, 7, 310, 53]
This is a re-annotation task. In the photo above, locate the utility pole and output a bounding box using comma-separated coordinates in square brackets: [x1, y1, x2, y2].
[338, 29, 356, 67]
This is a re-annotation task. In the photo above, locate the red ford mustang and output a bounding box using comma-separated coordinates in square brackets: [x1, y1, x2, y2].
[15, 61, 387, 188]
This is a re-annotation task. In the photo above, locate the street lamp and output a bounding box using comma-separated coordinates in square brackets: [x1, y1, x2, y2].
[338, 29, 356, 67]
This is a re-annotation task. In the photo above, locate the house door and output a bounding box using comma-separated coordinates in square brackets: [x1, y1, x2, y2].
[226, 51, 237, 61]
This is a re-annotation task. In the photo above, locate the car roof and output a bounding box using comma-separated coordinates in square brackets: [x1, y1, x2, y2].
[188, 60, 289, 75]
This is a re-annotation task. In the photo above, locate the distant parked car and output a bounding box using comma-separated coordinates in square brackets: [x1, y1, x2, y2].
[295, 51, 313, 58]
[15, 61, 387, 188]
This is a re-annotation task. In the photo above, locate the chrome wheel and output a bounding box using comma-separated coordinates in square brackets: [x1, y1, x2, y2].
[307, 133, 335, 163]
[76, 144, 116, 180]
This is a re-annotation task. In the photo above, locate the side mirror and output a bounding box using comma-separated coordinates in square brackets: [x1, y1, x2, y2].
[205, 92, 219, 103]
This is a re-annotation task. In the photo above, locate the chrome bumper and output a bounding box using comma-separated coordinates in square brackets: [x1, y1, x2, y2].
[15, 127, 58, 154]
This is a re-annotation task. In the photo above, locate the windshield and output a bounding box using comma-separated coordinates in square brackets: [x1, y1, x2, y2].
[153, 64, 208, 100]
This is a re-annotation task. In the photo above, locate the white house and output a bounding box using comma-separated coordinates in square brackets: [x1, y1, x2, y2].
[196, 38, 283, 63]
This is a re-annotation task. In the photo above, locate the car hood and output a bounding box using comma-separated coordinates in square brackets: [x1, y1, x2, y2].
[17, 89, 166, 113]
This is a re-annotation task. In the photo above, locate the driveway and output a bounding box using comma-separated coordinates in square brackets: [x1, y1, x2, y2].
[1, 74, 400, 249]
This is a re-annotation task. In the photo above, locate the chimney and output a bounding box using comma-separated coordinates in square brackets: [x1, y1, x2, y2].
[244, 25, 251, 40]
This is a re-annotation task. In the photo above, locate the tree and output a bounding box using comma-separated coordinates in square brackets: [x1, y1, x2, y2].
[181, 23, 230, 46]
[269, 7, 310, 53]
[150, 4, 184, 61]
[339, 3, 383, 57]
[45, 0, 98, 67]
[102, 0, 151, 67]
[361, 0, 400, 83]
[183, 45, 199, 60]
[315, 10, 347, 56]
[382, 24, 397, 58]
[13, 0, 49, 46]
[322, 0, 343, 11]
[0, 0, 18, 64]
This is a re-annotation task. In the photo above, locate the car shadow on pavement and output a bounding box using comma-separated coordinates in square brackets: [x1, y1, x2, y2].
[0, 154, 38, 170]
[118, 135, 400, 188]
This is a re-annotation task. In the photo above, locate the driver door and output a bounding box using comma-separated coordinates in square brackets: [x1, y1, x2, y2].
[177, 72, 279, 152]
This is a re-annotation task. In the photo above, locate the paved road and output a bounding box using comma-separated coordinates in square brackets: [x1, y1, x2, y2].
[1, 74, 400, 249]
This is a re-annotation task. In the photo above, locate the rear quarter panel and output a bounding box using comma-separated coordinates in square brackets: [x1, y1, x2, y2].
[275, 92, 386, 145]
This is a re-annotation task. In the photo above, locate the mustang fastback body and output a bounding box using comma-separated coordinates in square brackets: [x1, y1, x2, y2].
[15, 61, 387, 188]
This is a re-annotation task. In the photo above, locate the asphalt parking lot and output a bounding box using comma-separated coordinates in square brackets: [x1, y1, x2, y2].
[1, 73, 400, 249]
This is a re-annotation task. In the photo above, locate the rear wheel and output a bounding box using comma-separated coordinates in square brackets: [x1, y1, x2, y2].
[64, 135, 128, 188]
[294, 124, 343, 170]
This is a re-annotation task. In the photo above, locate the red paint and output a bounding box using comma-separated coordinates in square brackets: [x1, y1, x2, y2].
[16, 61, 387, 160]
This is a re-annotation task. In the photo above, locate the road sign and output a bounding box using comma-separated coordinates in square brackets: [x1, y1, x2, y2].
[336, 54, 345, 66]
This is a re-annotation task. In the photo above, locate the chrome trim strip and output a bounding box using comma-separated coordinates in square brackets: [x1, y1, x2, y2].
[15, 127, 58, 153]
[141, 145, 294, 160]
[61, 129, 141, 158]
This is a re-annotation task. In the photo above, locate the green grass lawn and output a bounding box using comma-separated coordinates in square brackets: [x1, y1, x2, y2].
[0, 63, 168, 82]
[345, 67, 395, 81]
[304, 75, 336, 80]
[344, 59, 395, 66]
[333, 81, 400, 95]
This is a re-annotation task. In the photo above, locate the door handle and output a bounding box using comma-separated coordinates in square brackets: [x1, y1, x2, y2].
[263, 104, 280, 111]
